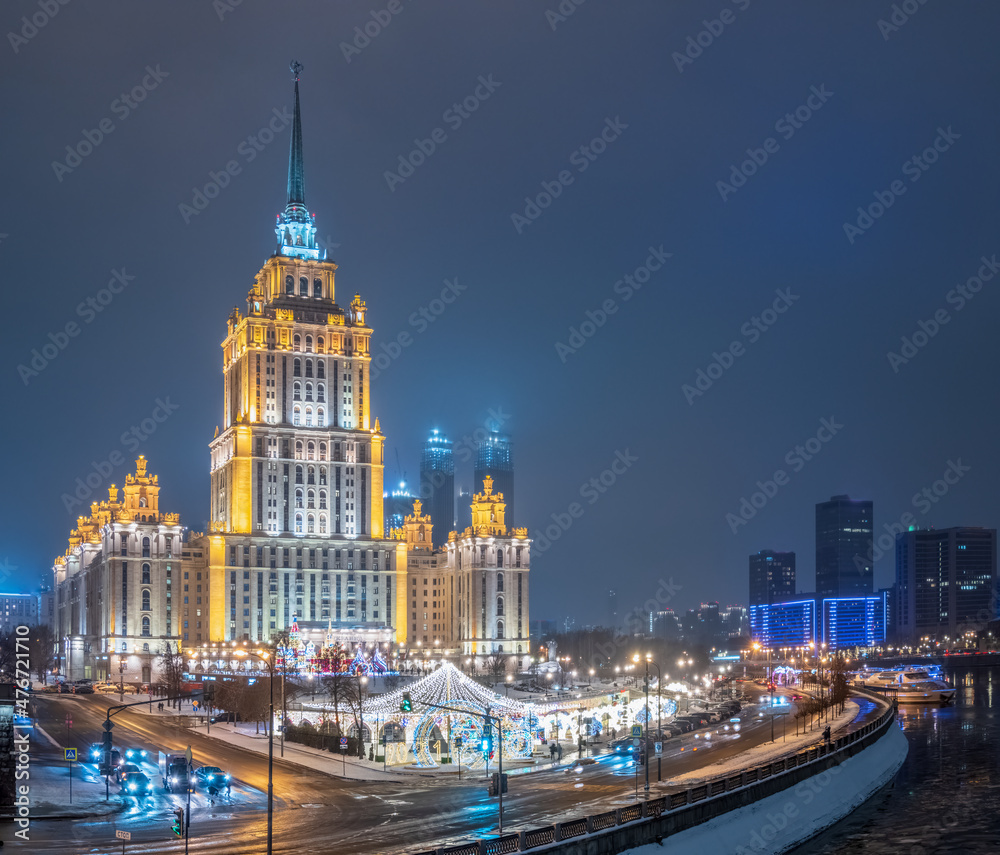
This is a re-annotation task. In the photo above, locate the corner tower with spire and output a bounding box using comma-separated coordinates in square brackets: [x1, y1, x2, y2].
[207, 63, 393, 646]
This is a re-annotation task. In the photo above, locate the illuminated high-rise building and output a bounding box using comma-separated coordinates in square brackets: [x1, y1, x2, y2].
[816, 495, 873, 597]
[474, 429, 514, 527]
[895, 527, 997, 641]
[383, 482, 414, 538]
[419, 429, 454, 548]
[206, 65, 399, 645]
[749, 550, 796, 606]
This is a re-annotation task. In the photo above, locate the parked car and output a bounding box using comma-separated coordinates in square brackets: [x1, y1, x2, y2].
[73, 684, 95, 694]
[58, 682, 74, 694]
[122, 771, 151, 796]
[210, 712, 243, 724]
[671, 720, 694, 733]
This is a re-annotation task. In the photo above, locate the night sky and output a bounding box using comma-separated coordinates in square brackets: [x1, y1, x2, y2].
[3, 1, 999, 629]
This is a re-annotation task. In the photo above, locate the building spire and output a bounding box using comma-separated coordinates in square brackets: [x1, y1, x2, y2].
[275, 61, 322, 260]
[287, 61, 305, 206]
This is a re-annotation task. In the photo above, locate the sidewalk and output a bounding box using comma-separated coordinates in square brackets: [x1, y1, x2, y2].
[26, 726, 127, 820]
[666, 700, 860, 786]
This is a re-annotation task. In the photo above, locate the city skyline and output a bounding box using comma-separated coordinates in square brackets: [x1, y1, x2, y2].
[3, 3, 1000, 628]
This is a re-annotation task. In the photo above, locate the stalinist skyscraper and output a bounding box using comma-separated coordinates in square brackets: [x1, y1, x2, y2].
[206, 64, 400, 645]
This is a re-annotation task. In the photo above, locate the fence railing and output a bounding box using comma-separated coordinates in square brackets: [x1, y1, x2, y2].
[411, 695, 897, 855]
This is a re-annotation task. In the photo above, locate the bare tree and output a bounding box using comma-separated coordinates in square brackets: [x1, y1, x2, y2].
[483, 652, 509, 685]
[158, 642, 184, 708]
[27, 625, 56, 684]
[320, 673, 359, 737]
[243, 678, 273, 735]
[0, 630, 18, 682]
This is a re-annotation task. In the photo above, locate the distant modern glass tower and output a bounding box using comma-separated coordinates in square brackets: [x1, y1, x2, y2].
[383, 481, 414, 538]
[749, 550, 796, 606]
[895, 527, 997, 641]
[475, 429, 513, 527]
[419, 429, 454, 548]
[815, 495, 873, 597]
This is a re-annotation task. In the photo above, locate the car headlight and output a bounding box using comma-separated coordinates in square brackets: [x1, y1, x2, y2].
[128, 784, 136, 791]
[224, 775, 231, 780]
[171, 777, 177, 783]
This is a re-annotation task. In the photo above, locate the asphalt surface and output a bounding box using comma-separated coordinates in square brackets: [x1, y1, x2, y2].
[16, 691, 874, 855]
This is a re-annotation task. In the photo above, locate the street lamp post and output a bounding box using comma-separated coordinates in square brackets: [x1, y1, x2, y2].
[357, 674, 368, 759]
[234, 647, 274, 855]
[645, 656, 661, 782]
[634, 654, 650, 794]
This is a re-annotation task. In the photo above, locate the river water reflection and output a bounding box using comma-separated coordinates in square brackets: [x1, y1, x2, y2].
[793, 664, 1000, 854]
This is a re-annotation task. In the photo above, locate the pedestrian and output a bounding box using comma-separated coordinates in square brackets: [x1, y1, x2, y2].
[549, 743, 555, 760]
[226, 778, 231, 797]
[556, 743, 563, 761]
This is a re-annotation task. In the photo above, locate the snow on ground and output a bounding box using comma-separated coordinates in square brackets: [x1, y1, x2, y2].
[623, 722, 908, 855]
[668, 701, 859, 785]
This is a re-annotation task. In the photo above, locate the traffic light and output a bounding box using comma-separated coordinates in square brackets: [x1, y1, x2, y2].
[171, 808, 184, 837]
[399, 693, 412, 713]
[488, 773, 508, 796]
[481, 734, 493, 757]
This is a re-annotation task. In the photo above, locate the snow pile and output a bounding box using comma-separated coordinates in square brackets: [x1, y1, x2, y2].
[623, 722, 908, 855]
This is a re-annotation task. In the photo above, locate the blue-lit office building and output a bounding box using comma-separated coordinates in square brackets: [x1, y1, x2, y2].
[475, 429, 514, 526]
[419, 429, 454, 548]
[383, 482, 415, 538]
[821, 594, 887, 650]
[749, 599, 816, 647]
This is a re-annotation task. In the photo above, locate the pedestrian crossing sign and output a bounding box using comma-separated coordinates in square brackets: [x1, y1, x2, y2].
[64, 748, 77, 761]
[630, 725, 642, 738]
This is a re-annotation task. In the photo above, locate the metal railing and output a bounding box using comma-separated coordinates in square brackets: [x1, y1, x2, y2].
[410, 696, 898, 855]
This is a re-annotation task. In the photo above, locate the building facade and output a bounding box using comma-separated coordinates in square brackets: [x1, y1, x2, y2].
[820, 594, 886, 649]
[52, 456, 187, 683]
[816, 495, 873, 597]
[895, 526, 997, 642]
[419, 429, 454, 549]
[748, 550, 796, 606]
[749, 599, 816, 647]
[0, 594, 39, 634]
[205, 69, 400, 647]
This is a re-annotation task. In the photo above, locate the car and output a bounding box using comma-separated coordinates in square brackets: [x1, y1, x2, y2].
[73, 684, 95, 694]
[124, 747, 149, 762]
[610, 737, 646, 755]
[671, 720, 694, 733]
[210, 712, 243, 724]
[122, 771, 151, 796]
[99, 749, 122, 776]
[195, 766, 231, 790]
[86, 743, 105, 763]
[58, 682, 74, 694]
[662, 723, 685, 736]
[118, 763, 142, 783]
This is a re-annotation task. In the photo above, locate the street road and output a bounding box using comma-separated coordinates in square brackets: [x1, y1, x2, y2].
[20, 692, 870, 855]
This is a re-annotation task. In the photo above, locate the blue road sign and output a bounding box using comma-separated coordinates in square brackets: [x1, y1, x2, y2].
[64, 748, 77, 761]
[630, 725, 642, 738]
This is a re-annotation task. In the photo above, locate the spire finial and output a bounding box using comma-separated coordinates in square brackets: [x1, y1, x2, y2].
[287, 61, 305, 205]
[274, 62, 322, 260]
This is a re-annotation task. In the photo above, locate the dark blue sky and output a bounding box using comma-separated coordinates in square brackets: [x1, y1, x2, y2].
[2, 1, 999, 627]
